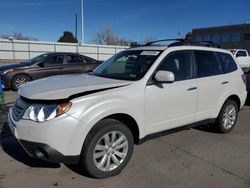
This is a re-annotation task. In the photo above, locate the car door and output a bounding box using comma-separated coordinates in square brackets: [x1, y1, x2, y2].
[63, 55, 99, 74]
[31, 54, 66, 79]
[194, 50, 225, 122]
[145, 50, 198, 135]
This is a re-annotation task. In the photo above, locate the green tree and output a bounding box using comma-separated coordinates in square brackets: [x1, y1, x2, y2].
[58, 31, 78, 43]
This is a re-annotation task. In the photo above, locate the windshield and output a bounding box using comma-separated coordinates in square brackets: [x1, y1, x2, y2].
[26, 54, 49, 64]
[93, 50, 162, 81]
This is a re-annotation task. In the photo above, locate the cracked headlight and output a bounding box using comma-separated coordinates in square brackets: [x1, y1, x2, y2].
[22, 102, 72, 122]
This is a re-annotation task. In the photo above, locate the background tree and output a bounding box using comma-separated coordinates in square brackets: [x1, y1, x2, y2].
[92, 25, 118, 45]
[1, 32, 38, 41]
[58, 31, 78, 43]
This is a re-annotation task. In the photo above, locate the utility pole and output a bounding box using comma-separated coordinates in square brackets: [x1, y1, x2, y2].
[81, 0, 84, 44]
[75, 13, 78, 41]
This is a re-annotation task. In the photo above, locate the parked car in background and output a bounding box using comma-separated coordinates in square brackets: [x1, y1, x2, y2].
[243, 67, 250, 98]
[0, 52, 101, 90]
[229, 49, 250, 69]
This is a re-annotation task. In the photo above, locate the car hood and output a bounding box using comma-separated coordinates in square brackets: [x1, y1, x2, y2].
[18, 74, 132, 100]
[0, 63, 29, 72]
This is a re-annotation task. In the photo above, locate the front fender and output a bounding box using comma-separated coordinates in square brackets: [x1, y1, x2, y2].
[66, 94, 144, 152]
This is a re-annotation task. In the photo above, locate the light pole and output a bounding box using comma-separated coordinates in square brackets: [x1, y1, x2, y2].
[81, 0, 84, 44]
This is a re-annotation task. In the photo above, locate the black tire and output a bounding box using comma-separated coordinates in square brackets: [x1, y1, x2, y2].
[80, 119, 134, 178]
[216, 99, 238, 133]
[11, 74, 31, 91]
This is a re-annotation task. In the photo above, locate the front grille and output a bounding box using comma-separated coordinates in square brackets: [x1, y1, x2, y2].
[12, 97, 30, 121]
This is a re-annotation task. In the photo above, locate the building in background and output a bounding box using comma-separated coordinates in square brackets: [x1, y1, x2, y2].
[191, 23, 250, 52]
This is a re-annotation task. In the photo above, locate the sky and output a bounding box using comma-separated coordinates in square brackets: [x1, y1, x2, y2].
[0, 0, 250, 44]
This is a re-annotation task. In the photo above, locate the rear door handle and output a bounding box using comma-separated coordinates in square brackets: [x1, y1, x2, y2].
[187, 87, 197, 91]
[222, 81, 229, 85]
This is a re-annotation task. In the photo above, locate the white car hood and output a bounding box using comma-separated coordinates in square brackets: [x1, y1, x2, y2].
[18, 74, 132, 100]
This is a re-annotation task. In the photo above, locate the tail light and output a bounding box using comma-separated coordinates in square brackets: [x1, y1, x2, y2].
[241, 74, 247, 85]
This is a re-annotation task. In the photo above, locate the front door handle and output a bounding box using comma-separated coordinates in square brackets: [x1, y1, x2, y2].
[187, 87, 197, 91]
[222, 81, 229, 85]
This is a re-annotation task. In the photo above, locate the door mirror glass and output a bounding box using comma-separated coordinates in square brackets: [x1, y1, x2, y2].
[38, 62, 44, 67]
[155, 71, 175, 83]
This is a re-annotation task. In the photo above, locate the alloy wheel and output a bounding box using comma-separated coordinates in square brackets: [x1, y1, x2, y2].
[93, 131, 128, 172]
[222, 104, 237, 129]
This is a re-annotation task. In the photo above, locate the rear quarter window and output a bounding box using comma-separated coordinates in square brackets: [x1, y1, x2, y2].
[217, 52, 238, 74]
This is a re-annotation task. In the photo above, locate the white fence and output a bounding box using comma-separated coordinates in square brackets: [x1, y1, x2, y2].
[0, 39, 128, 63]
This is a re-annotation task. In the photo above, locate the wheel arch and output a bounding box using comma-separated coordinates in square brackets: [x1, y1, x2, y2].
[11, 73, 32, 88]
[225, 94, 241, 110]
[102, 113, 140, 144]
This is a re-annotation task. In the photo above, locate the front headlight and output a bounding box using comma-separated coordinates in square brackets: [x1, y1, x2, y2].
[22, 102, 72, 122]
[2, 69, 14, 75]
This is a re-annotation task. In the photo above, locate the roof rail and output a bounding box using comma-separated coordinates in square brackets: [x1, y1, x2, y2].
[144, 38, 221, 48]
[168, 40, 221, 48]
[145, 39, 185, 46]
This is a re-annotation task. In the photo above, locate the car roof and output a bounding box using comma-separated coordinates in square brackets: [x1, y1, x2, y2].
[127, 46, 168, 51]
[126, 45, 231, 54]
[44, 52, 81, 56]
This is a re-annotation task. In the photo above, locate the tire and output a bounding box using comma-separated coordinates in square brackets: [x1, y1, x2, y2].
[80, 119, 134, 178]
[216, 99, 238, 133]
[11, 74, 31, 91]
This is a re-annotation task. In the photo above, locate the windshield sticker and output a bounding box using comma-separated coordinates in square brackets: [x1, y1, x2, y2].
[140, 51, 160, 56]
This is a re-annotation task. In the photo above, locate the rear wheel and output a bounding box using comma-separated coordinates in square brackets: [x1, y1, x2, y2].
[12, 74, 31, 91]
[216, 99, 238, 133]
[80, 119, 134, 178]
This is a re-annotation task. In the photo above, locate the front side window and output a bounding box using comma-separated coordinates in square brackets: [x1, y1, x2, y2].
[43, 55, 64, 66]
[93, 50, 162, 80]
[157, 51, 193, 81]
[195, 51, 222, 77]
[217, 52, 237, 73]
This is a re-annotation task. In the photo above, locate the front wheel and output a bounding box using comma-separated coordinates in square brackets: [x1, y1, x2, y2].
[80, 119, 134, 178]
[216, 99, 238, 133]
[12, 74, 31, 91]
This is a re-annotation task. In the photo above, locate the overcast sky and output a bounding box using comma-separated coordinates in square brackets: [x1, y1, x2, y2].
[0, 0, 250, 43]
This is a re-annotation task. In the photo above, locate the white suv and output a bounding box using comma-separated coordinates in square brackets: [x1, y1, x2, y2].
[8, 40, 247, 178]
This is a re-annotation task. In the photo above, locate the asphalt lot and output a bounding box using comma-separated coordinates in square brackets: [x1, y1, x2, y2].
[0, 91, 250, 188]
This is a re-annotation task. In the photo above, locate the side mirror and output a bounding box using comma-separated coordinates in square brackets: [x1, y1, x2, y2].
[155, 71, 175, 83]
[236, 53, 240, 58]
[38, 62, 44, 67]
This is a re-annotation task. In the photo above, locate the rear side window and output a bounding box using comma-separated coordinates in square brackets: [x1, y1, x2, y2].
[217, 53, 237, 73]
[194, 51, 222, 78]
[66, 55, 84, 64]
